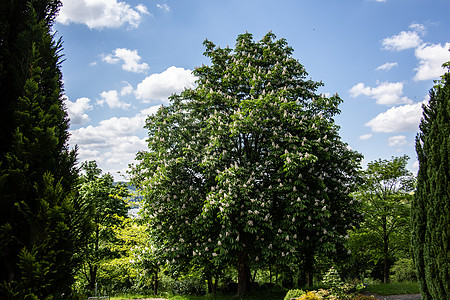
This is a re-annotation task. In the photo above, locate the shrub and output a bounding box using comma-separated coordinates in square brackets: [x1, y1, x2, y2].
[284, 289, 305, 300]
[322, 267, 343, 292]
[169, 276, 206, 295]
[297, 291, 322, 300]
[390, 258, 417, 282]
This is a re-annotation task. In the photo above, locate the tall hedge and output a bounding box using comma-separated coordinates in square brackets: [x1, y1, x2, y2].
[412, 62, 450, 300]
[0, 0, 79, 298]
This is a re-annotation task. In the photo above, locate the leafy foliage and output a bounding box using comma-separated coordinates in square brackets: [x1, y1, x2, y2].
[412, 60, 450, 300]
[76, 161, 129, 292]
[347, 156, 414, 283]
[131, 31, 362, 295]
[284, 289, 306, 300]
[389, 258, 416, 283]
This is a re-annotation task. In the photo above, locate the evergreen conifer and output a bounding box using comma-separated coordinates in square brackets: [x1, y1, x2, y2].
[0, 0, 78, 297]
[412, 61, 450, 300]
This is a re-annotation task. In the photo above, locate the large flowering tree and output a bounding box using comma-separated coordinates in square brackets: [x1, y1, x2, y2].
[130, 32, 362, 295]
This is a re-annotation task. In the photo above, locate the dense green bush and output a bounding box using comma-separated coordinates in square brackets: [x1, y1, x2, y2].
[389, 258, 417, 282]
[169, 276, 206, 295]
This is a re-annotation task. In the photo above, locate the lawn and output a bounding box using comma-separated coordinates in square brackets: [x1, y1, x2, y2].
[365, 282, 420, 295]
[111, 282, 421, 299]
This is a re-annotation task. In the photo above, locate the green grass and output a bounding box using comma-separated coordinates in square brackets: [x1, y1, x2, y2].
[365, 281, 420, 295]
[110, 282, 421, 299]
[169, 289, 287, 300]
[111, 288, 287, 300]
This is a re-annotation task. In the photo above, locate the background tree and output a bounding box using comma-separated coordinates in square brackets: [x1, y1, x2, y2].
[76, 161, 129, 292]
[348, 155, 414, 283]
[130, 32, 362, 295]
[0, 0, 79, 298]
[413, 61, 450, 300]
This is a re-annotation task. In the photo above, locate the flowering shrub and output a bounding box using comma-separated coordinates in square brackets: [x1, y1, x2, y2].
[298, 291, 322, 300]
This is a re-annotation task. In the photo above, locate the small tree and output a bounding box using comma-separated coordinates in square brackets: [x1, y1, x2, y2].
[348, 155, 415, 283]
[77, 161, 129, 292]
[412, 61, 450, 300]
[131, 32, 362, 296]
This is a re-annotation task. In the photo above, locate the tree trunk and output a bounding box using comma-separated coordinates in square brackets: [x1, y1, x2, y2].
[153, 271, 158, 295]
[207, 273, 217, 294]
[269, 264, 272, 283]
[237, 251, 251, 296]
[383, 216, 389, 284]
[383, 237, 389, 284]
[88, 264, 97, 291]
[305, 252, 314, 287]
[297, 268, 306, 287]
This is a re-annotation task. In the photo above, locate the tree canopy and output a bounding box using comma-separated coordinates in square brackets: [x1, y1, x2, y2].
[348, 155, 415, 283]
[76, 161, 129, 291]
[413, 61, 450, 300]
[130, 32, 362, 295]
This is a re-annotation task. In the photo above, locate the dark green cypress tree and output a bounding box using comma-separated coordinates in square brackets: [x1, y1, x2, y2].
[0, 0, 78, 298]
[412, 61, 450, 300]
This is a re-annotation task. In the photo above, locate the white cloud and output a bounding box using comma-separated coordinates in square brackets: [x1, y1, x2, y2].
[156, 3, 170, 13]
[376, 62, 398, 71]
[135, 66, 197, 103]
[411, 160, 419, 174]
[120, 82, 134, 96]
[69, 105, 161, 180]
[349, 81, 412, 106]
[414, 43, 450, 81]
[382, 30, 422, 51]
[365, 101, 425, 132]
[65, 97, 93, 124]
[97, 90, 131, 109]
[102, 48, 149, 73]
[388, 135, 407, 147]
[359, 133, 373, 140]
[135, 4, 149, 15]
[57, 0, 149, 29]
[409, 23, 426, 35]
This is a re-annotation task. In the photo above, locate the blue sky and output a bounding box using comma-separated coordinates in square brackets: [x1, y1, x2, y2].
[55, 0, 450, 180]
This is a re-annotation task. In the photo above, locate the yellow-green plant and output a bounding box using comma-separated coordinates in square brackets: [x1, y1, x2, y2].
[298, 291, 322, 300]
[284, 289, 306, 300]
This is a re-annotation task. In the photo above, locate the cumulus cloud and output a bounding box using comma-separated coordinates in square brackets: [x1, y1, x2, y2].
[376, 62, 398, 71]
[97, 90, 131, 109]
[349, 81, 412, 106]
[120, 82, 134, 96]
[382, 24, 425, 52]
[65, 96, 93, 124]
[359, 133, 373, 140]
[388, 135, 407, 147]
[365, 101, 425, 132]
[57, 0, 149, 29]
[135, 66, 197, 103]
[102, 48, 149, 73]
[156, 3, 170, 12]
[414, 43, 450, 81]
[382, 31, 422, 51]
[69, 105, 161, 180]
